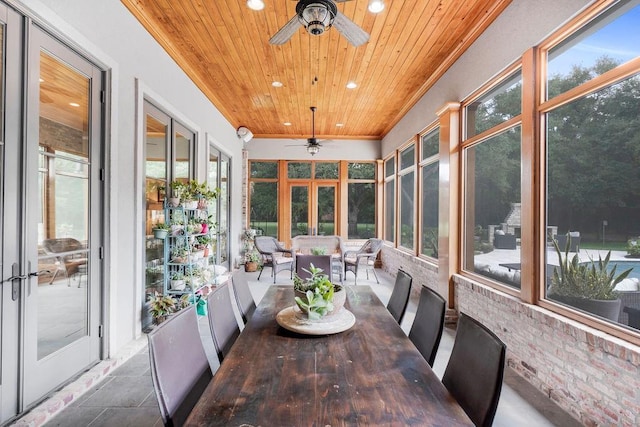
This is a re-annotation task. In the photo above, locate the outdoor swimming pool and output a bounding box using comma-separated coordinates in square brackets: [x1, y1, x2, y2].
[608, 260, 640, 279]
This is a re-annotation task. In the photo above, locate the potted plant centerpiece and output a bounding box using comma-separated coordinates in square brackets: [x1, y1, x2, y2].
[293, 264, 345, 321]
[548, 238, 632, 321]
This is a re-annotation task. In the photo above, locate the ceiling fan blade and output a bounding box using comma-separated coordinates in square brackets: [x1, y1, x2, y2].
[269, 15, 302, 45]
[333, 11, 370, 47]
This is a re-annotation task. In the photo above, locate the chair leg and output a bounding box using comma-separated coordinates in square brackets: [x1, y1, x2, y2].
[257, 267, 264, 280]
[371, 267, 380, 284]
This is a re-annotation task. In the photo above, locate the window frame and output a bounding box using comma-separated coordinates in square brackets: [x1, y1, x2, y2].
[418, 123, 440, 262]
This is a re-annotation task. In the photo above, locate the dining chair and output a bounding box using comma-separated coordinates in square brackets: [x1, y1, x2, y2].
[254, 236, 293, 283]
[343, 238, 383, 284]
[408, 285, 446, 367]
[295, 254, 333, 281]
[207, 283, 241, 363]
[442, 312, 506, 427]
[387, 269, 412, 325]
[147, 305, 213, 427]
[231, 270, 256, 324]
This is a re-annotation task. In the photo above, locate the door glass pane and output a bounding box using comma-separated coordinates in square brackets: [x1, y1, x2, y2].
[219, 156, 229, 265]
[145, 114, 167, 299]
[291, 186, 309, 237]
[288, 162, 311, 179]
[174, 130, 190, 179]
[37, 51, 90, 358]
[348, 183, 375, 239]
[317, 186, 335, 235]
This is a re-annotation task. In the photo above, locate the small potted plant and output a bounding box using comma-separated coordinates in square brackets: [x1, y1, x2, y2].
[171, 247, 189, 264]
[293, 264, 345, 320]
[169, 180, 186, 207]
[152, 222, 170, 239]
[245, 250, 260, 272]
[148, 291, 176, 324]
[549, 238, 632, 321]
[169, 271, 186, 291]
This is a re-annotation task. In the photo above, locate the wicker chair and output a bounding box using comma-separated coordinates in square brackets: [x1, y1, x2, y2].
[344, 238, 383, 284]
[254, 236, 293, 283]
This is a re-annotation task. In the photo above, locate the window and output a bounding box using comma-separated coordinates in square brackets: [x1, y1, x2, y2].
[398, 144, 416, 250]
[208, 144, 231, 268]
[249, 161, 279, 237]
[347, 162, 376, 239]
[384, 156, 396, 243]
[543, 1, 640, 328]
[420, 128, 439, 259]
[462, 71, 522, 289]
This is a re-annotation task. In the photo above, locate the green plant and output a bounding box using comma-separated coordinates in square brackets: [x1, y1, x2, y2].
[627, 237, 640, 257]
[148, 292, 176, 321]
[310, 247, 327, 255]
[152, 222, 170, 230]
[169, 271, 184, 280]
[177, 294, 192, 310]
[169, 180, 186, 199]
[549, 238, 632, 301]
[245, 250, 260, 263]
[293, 264, 340, 320]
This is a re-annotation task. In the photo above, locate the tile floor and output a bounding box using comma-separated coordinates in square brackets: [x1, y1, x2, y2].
[42, 269, 582, 427]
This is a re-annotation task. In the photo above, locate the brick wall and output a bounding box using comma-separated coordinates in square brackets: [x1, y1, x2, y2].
[454, 275, 640, 426]
[380, 245, 640, 425]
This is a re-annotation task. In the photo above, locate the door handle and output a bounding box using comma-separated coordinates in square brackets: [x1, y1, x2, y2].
[2, 274, 27, 283]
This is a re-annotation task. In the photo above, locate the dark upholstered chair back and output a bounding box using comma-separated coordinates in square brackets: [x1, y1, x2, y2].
[207, 283, 241, 363]
[408, 286, 446, 367]
[295, 254, 332, 280]
[442, 313, 506, 427]
[231, 270, 256, 324]
[147, 306, 213, 427]
[387, 269, 412, 325]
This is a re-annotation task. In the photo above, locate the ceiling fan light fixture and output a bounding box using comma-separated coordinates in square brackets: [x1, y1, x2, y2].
[307, 144, 320, 155]
[368, 0, 385, 13]
[246, 0, 265, 11]
[298, 1, 336, 36]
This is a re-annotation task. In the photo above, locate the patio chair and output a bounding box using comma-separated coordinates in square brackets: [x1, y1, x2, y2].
[207, 283, 241, 363]
[147, 305, 213, 427]
[408, 286, 446, 367]
[343, 238, 383, 284]
[254, 236, 293, 283]
[42, 237, 88, 287]
[442, 313, 506, 427]
[387, 269, 412, 325]
[231, 270, 256, 325]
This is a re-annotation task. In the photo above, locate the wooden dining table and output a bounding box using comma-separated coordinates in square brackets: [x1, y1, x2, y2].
[185, 285, 473, 426]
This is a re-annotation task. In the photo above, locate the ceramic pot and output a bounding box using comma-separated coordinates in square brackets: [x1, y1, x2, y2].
[245, 261, 258, 272]
[152, 228, 168, 239]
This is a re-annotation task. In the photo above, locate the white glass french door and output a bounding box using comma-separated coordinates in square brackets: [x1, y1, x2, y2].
[0, 19, 104, 420]
[288, 182, 338, 241]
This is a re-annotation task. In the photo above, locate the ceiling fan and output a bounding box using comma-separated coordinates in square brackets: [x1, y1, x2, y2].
[269, 0, 370, 47]
[288, 106, 326, 156]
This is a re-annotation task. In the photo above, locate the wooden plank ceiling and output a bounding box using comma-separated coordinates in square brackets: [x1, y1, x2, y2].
[121, 0, 512, 140]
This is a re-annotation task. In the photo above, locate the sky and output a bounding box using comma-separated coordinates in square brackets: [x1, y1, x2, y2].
[548, 3, 640, 77]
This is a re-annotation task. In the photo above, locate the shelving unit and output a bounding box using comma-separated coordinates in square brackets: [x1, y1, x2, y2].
[162, 201, 217, 303]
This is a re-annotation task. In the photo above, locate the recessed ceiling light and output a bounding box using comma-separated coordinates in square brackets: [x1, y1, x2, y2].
[284, 122, 292, 126]
[246, 0, 264, 11]
[346, 81, 357, 89]
[69, 102, 80, 107]
[272, 81, 283, 88]
[368, 0, 385, 13]
[336, 123, 344, 127]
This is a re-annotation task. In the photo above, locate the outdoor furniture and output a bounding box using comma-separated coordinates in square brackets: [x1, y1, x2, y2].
[185, 285, 473, 426]
[231, 270, 256, 325]
[147, 305, 213, 427]
[387, 269, 413, 325]
[442, 313, 506, 427]
[555, 231, 581, 252]
[41, 238, 88, 287]
[206, 284, 241, 363]
[290, 235, 345, 282]
[493, 232, 517, 249]
[409, 285, 446, 367]
[343, 238, 383, 284]
[254, 236, 293, 283]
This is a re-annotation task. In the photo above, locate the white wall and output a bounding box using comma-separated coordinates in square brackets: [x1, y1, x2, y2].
[248, 137, 380, 160]
[382, 0, 592, 155]
[17, 0, 244, 355]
